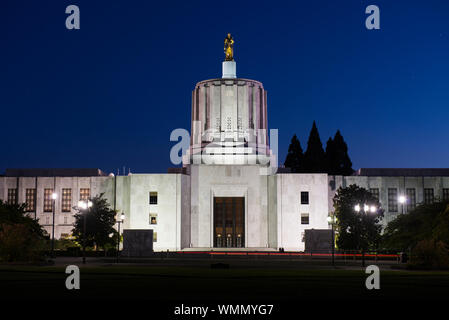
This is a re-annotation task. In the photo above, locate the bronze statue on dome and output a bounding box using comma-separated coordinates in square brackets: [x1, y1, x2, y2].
[224, 33, 234, 61]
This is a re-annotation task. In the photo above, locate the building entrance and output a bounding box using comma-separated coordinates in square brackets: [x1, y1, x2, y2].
[213, 197, 244, 248]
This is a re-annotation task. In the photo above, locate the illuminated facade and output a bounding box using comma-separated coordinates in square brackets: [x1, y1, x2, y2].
[1, 60, 449, 252]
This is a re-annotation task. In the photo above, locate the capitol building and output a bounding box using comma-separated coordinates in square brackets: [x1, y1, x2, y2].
[1, 49, 449, 252]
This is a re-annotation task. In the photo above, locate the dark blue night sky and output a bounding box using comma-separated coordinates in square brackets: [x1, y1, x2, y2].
[1, 0, 448, 174]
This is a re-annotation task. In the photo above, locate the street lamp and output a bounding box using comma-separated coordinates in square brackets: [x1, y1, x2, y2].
[51, 192, 57, 258]
[78, 199, 92, 264]
[398, 195, 407, 214]
[354, 203, 377, 267]
[116, 212, 125, 263]
[327, 214, 336, 266]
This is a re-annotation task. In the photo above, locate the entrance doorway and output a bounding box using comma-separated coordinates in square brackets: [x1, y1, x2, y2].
[213, 197, 245, 248]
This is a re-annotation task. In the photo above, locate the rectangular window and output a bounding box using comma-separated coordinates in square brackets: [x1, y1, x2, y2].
[443, 189, 449, 202]
[149, 192, 158, 205]
[388, 188, 398, 212]
[300, 192, 309, 205]
[64, 216, 68, 224]
[369, 188, 379, 200]
[149, 213, 157, 225]
[424, 188, 434, 204]
[406, 188, 416, 212]
[301, 213, 309, 225]
[153, 231, 157, 242]
[79, 188, 90, 201]
[62, 188, 72, 212]
[7, 189, 17, 205]
[25, 189, 36, 212]
[43, 189, 54, 212]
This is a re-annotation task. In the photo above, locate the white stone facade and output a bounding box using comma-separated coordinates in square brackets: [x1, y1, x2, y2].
[2, 62, 449, 252]
[328, 174, 449, 227]
[2, 171, 449, 252]
[0, 175, 108, 238]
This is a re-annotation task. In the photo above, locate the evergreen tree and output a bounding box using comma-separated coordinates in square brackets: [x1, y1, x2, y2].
[325, 137, 337, 174]
[303, 121, 326, 173]
[329, 130, 354, 176]
[284, 134, 304, 173]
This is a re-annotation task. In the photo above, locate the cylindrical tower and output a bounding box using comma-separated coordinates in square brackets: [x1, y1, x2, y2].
[191, 78, 268, 144]
[184, 54, 272, 166]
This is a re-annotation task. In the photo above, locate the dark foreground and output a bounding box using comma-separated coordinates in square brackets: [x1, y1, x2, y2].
[1, 257, 448, 317]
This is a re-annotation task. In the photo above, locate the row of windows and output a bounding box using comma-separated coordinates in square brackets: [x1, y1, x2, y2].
[42, 216, 71, 225]
[6, 188, 90, 212]
[370, 187, 449, 212]
[149, 192, 158, 241]
[149, 192, 158, 234]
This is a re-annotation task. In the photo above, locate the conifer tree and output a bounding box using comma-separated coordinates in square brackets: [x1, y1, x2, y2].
[284, 134, 304, 173]
[325, 136, 337, 174]
[303, 121, 326, 173]
[330, 130, 354, 176]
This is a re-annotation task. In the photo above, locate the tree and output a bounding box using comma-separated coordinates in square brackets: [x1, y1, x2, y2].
[333, 130, 353, 175]
[333, 185, 384, 251]
[325, 137, 336, 173]
[409, 239, 449, 269]
[0, 200, 47, 262]
[326, 130, 354, 176]
[72, 194, 118, 252]
[303, 121, 326, 173]
[382, 200, 449, 251]
[284, 134, 304, 173]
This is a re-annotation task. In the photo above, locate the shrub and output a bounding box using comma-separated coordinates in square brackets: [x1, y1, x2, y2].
[0, 223, 46, 262]
[409, 239, 449, 270]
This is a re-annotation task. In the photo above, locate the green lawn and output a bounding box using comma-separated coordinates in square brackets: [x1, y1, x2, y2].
[1, 265, 449, 302]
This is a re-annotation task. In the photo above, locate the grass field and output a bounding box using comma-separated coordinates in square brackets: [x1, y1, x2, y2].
[1, 263, 449, 302]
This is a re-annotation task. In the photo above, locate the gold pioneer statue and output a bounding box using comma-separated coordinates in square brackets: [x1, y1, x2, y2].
[224, 33, 234, 61]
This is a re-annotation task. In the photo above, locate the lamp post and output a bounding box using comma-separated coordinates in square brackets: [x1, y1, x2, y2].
[78, 199, 92, 264]
[398, 195, 407, 214]
[354, 203, 377, 267]
[327, 214, 336, 267]
[116, 212, 125, 263]
[51, 192, 57, 258]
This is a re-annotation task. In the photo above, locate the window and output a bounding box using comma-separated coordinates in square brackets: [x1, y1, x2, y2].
[149, 213, 157, 225]
[300, 192, 309, 205]
[149, 192, 158, 205]
[369, 188, 379, 200]
[153, 231, 157, 242]
[62, 188, 72, 212]
[443, 189, 449, 202]
[64, 216, 68, 224]
[79, 188, 90, 201]
[45, 216, 50, 224]
[301, 213, 309, 225]
[424, 188, 434, 204]
[7, 189, 17, 205]
[61, 233, 69, 239]
[388, 188, 398, 212]
[25, 189, 36, 212]
[44, 189, 54, 212]
[406, 188, 416, 212]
